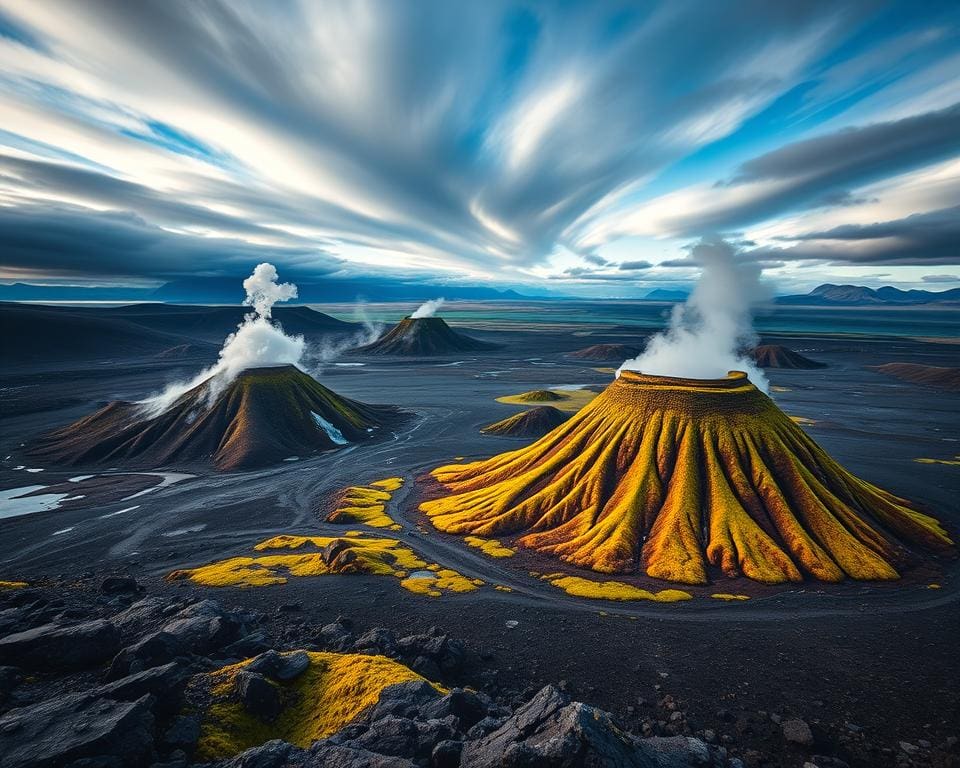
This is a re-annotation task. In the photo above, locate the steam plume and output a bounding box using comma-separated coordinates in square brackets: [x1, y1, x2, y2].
[411, 297, 445, 318]
[308, 301, 385, 367]
[140, 263, 304, 415]
[618, 239, 769, 391]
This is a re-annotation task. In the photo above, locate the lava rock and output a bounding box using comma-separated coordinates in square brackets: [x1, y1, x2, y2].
[345, 716, 420, 758]
[319, 620, 354, 652]
[109, 597, 174, 635]
[247, 649, 310, 681]
[462, 684, 712, 768]
[100, 576, 140, 595]
[430, 739, 462, 768]
[160, 600, 242, 654]
[783, 718, 815, 747]
[218, 739, 306, 768]
[105, 631, 186, 680]
[362, 681, 443, 723]
[0, 619, 120, 670]
[96, 661, 188, 714]
[422, 688, 489, 730]
[0, 691, 154, 768]
[306, 742, 416, 767]
[222, 631, 274, 659]
[353, 628, 399, 658]
[163, 714, 201, 751]
[237, 671, 282, 721]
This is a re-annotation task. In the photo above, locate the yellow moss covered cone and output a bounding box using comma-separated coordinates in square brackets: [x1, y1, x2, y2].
[421, 371, 953, 585]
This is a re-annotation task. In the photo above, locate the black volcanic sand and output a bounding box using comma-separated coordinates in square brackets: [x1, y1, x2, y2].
[1, 313, 959, 767]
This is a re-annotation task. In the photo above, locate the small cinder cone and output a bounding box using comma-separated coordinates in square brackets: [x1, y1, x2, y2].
[351, 316, 497, 355]
[30, 366, 404, 471]
[752, 344, 826, 369]
[421, 370, 952, 585]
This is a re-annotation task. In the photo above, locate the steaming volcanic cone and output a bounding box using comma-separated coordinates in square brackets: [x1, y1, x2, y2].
[352, 316, 497, 356]
[30, 366, 403, 471]
[421, 370, 952, 585]
[481, 406, 570, 438]
[752, 344, 826, 369]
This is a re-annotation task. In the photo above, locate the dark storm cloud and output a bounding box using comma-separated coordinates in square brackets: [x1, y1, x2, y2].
[750, 206, 960, 266]
[0, 204, 343, 281]
[679, 103, 960, 234]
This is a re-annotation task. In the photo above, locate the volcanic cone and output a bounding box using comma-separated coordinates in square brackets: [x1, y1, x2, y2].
[421, 370, 952, 585]
[870, 363, 960, 392]
[752, 344, 826, 369]
[352, 316, 497, 355]
[481, 406, 570, 438]
[30, 366, 403, 471]
[568, 343, 642, 362]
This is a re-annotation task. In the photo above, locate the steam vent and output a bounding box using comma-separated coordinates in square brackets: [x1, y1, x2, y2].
[421, 370, 953, 585]
[30, 366, 403, 471]
[353, 316, 497, 355]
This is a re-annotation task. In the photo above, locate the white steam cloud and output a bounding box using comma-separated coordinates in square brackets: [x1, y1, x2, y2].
[139, 263, 304, 415]
[411, 297, 445, 318]
[308, 301, 385, 366]
[618, 239, 770, 392]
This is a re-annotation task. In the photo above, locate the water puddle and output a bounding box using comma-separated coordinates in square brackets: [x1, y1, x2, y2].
[407, 570, 437, 580]
[334, 362, 365, 367]
[52, 527, 74, 536]
[0, 485, 71, 519]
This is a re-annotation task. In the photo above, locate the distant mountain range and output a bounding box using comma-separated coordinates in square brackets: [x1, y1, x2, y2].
[0, 278, 536, 304]
[777, 284, 960, 306]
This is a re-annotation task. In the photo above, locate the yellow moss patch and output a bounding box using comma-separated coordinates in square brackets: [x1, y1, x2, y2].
[369, 477, 404, 491]
[789, 415, 817, 425]
[169, 535, 479, 597]
[326, 483, 402, 530]
[400, 569, 482, 598]
[196, 651, 443, 760]
[496, 388, 598, 413]
[494, 585, 513, 592]
[711, 593, 751, 601]
[928, 583, 942, 589]
[545, 575, 692, 603]
[914, 455, 960, 466]
[464, 535, 515, 558]
[592, 367, 617, 375]
[0, 580, 28, 589]
[771, 386, 792, 393]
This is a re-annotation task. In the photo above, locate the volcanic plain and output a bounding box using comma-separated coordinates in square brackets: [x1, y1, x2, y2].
[1, 301, 958, 768]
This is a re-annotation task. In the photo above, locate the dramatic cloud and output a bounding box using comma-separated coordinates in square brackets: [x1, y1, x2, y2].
[0, 1, 957, 293]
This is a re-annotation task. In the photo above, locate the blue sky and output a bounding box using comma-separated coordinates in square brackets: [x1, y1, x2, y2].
[0, 0, 958, 297]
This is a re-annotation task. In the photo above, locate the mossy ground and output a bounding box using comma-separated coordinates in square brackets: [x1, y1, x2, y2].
[464, 535, 515, 558]
[914, 455, 960, 466]
[541, 573, 692, 603]
[167, 534, 481, 597]
[194, 651, 443, 760]
[496, 388, 598, 412]
[0, 580, 28, 589]
[326, 477, 405, 530]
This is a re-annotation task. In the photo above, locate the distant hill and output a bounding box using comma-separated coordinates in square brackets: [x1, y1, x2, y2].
[351, 316, 498, 356]
[643, 288, 690, 301]
[777, 284, 960, 306]
[0, 279, 541, 304]
[0, 302, 217, 365]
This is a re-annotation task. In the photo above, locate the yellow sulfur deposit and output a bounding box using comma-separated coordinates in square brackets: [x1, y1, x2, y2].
[914, 455, 960, 466]
[545, 574, 691, 602]
[711, 593, 751, 601]
[326, 479, 405, 530]
[195, 651, 443, 760]
[0, 580, 28, 589]
[422, 371, 953, 586]
[168, 534, 480, 597]
[464, 535, 515, 558]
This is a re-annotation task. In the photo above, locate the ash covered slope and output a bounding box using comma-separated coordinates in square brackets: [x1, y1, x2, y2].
[30, 366, 403, 471]
[751, 344, 826, 369]
[352, 316, 497, 355]
[481, 406, 569, 438]
[567, 343, 642, 361]
[870, 362, 960, 391]
[422, 370, 952, 585]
